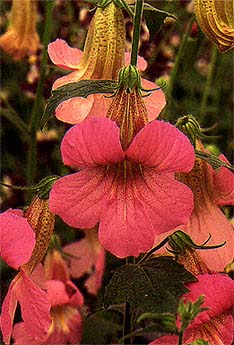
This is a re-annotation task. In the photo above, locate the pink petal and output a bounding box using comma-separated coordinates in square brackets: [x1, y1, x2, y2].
[52, 70, 84, 89]
[142, 79, 166, 120]
[87, 94, 112, 119]
[99, 181, 155, 257]
[184, 274, 234, 326]
[213, 154, 234, 206]
[85, 248, 105, 295]
[127, 120, 195, 173]
[135, 169, 194, 234]
[0, 276, 19, 344]
[46, 280, 70, 306]
[55, 96, 94, 124]
[49, 167, 114, 229]
[15, 269, 51, 341]
[150, 335, 178, 345]
[48, 39, 83, 70]
[183, 203, 234, 271]
[66, 280, 84, 307]
[0, 211, 35, 269]
[12, 322, 42, 345]
[61, 118, 125, 168]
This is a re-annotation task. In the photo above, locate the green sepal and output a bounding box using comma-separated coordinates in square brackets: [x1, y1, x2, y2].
[41, 80, 117, 129]
[195, 150, 234, 171]
[117, 65, 142, 92]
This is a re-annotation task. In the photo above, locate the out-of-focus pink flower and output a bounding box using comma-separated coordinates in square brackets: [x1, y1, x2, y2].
[47, 39, 166, 124]
[49, 117, 194, 258]
[64, 226, 105, 295]
[0, 199, 55, 344]
[12, 249, 84, 345]
[150, 273, 234, 345]
[0, 0, 40, 60]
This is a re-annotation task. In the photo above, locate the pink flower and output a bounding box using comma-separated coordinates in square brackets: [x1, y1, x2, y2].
[150, 273, 234, 345]
[0, 206, 53, 344]
[12, 250, 84, 345]
[48, 39, 166, 124]
[64, 226, 105, 295]
[49, 117, 195, 258]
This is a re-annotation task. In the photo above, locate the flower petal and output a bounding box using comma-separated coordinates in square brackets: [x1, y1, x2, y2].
[127, 120, 195, 173]
[182, 203, 234, 271]
[142, 79, 166, 120]
[55, 96, 94, 124]
[135, 169, 194, 233]
[213, 154, 234, 206]
[124, 52, 147, 71]
[15, 269, 51, 340]
[61, 118, 125, 168]
[184, 274, 234, 325]
[52, 70, 83, 89]
[48, 39, 83, 70]
[49, 167, 113, 229]
[0, 211, 35, 269]
[99, 179, 155, 257]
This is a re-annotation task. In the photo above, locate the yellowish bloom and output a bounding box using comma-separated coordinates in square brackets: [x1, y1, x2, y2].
[195, 0, 234, 52]
[0, 0, 40, 60]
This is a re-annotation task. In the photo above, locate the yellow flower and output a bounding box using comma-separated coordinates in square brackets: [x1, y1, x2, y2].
[0, 0, 40, 60]
[195, 0, 234, 52]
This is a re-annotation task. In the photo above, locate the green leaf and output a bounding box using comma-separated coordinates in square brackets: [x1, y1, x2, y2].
[137, 312, 177, 334]
[104, 256, 196, 314]
[41, 79, 117, 129]
[142, 3, 177, 42]
[195, 150, 234, 171]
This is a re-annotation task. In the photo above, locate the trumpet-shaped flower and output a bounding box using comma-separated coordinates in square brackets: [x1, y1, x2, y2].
[12, 249, 84, 345]
[1, 197, 54, 344]
[49, 116, 195, 258]
[47, 4, 166, 124]
[150, 273, 234, 345]
[64, 226, 105, 295]
[0, 0, 40, 60]
[195, 0, 234, 52]
[176, 142, 234, 271]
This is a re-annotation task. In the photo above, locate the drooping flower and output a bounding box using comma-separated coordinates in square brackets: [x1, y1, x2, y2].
[150, 273, 234, 345]
[64, 226, 105, 295]
[49, 111, 195, 257]
[1, 196, 55, 344]
[47, 3, 166, 124]
[0, 0, 40, 60]
[195, 0, 234, 52]
[12, 249, 84, 345]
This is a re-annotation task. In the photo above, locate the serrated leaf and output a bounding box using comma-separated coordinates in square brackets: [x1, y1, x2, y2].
[143, 3, 177, 42]
[41, 79, 117, 129]
[195, 150, 234, 171]
[104, 256, 196, 314]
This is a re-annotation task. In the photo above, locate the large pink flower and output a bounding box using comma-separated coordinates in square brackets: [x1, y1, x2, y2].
[12, 249, 84, 345]
[150, 273, 234, 345]
[0, 210, 52, 344]
[48, 39, 166, 124]
[49, 117, 195, 258]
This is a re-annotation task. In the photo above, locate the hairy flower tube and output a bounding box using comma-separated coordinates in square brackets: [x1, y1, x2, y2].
[49, 114, 195, 258]
[195, 0, 234, 52]
[47, 4, 166, 124]
[150, 273, 234, 345]
[1, 197, 55, 344]
[0, 0, 40, 60]
[12, 249, 84, 345]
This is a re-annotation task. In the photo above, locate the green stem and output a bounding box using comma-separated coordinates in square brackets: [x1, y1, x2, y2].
[26, 0, 54, 185]
[178, 330, 183, 345]
[166, 16, 194, 120]
[0, 99, 30, 140]
[123, 301, 132, 345]
[130, 0, 144, 66]
[200, 45, 218, 117]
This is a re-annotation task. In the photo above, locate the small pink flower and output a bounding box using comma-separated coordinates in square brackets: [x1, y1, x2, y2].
[12, 249, 84, 345]
[150, 273, 234, 345]
[48, 39, 166, 124]
[0, 210, 51, 344]
[64, 226, 105, 295]
[49, 117, 195, 258]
